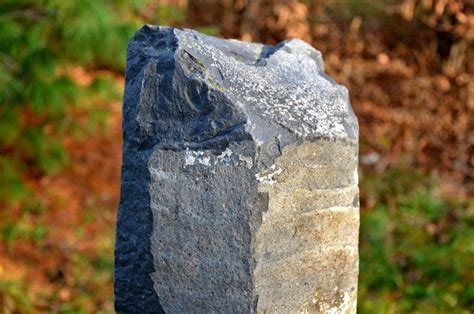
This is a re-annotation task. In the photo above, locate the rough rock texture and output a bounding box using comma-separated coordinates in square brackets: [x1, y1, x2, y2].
[115, 25, 359, 313]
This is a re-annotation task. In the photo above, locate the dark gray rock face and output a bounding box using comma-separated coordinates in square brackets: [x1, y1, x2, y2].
[115, 25, 359, 313]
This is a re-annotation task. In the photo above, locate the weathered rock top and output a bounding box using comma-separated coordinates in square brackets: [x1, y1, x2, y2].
[125, 25, 357, 152]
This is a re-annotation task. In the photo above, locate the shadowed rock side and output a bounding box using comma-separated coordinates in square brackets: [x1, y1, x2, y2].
[115, 25, 359, 313]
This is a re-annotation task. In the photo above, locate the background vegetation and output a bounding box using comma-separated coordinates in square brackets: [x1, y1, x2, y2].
[0, 0, 472, 313]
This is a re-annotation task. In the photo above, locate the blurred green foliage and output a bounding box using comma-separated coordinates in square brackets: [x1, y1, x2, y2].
[359, 168, 474, 313]
[0, 0, 152, 206]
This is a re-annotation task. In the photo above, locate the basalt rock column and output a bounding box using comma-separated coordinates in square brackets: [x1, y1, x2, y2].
[115, 25, 359, 313]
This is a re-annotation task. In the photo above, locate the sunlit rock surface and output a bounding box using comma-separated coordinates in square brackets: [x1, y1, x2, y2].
[115, 25, 359, 313]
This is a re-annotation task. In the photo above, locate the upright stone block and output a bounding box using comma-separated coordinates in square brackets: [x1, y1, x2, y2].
[115, 25, 359, 313]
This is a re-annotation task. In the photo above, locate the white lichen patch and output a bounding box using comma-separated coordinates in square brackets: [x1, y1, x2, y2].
[238, 155, 253, 169]
[255, 165, 282, 185]
[326, 292, 353, 314]
[184, 149, 211, 166]
[216, 148, 233, 164]
[185, 148, 252, 169]
[184, 151, 196, 166]
[353, 168, 359, 184]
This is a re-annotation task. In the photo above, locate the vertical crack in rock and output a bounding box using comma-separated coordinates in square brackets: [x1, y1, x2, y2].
[115, 25, 359, 313]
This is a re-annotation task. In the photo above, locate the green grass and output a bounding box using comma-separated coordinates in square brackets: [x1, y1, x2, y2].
[358, 167, 474, 313]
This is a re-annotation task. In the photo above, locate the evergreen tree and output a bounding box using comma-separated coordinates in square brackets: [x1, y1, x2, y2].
[0, 0, 152, 205]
